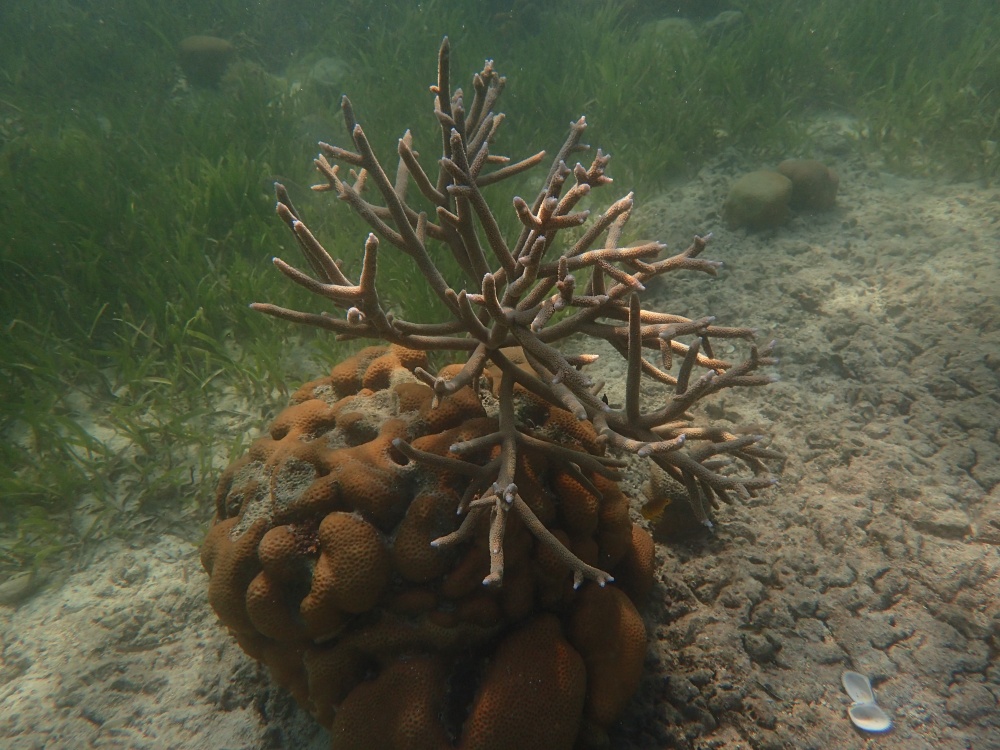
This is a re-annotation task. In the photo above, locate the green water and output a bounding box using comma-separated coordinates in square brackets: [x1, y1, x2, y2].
[0, 0, 996, 576]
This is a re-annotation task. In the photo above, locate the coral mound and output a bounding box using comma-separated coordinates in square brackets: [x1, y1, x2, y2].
[202, 344, 655, 749]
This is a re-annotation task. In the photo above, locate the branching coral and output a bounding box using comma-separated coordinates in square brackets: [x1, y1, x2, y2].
[253, 37, 780, 588]
[202, 37, 782, 749]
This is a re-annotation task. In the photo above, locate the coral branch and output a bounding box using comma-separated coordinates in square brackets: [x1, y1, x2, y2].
[253, 36, 781, 585]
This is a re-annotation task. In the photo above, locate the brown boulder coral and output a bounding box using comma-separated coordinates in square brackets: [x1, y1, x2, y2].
[203, 38, 780, 749]
[178, 35, 234, 88]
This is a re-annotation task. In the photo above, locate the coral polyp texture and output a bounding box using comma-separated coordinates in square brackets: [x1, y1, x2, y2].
[202, 38, 779, 750]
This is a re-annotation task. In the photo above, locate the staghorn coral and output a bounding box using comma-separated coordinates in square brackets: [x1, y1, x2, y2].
[203, 38, 779, 749]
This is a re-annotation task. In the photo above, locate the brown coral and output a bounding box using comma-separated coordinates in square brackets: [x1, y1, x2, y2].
[204, 37, 780, 750]
[202, 345, 654, 748]
[460, 615, 586, 750]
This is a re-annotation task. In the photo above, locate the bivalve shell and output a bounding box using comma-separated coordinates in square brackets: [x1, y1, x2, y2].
[841, 671, 876, 705]
[848, 702, 893, 733]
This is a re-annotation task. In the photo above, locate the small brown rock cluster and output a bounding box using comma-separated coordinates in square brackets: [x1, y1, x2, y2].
[178, 35, 234, 87]
[724, 158, 839, 230]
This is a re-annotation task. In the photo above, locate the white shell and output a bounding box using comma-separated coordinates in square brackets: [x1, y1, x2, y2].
[841, 671, 876, 704]
[848, 702, 893, 733]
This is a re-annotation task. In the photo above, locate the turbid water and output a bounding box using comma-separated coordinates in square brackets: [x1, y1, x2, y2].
[2, 133, 998, 748]
[2, 2, 998, 748]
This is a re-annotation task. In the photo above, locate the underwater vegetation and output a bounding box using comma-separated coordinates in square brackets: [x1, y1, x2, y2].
[0, 0, 998, 587]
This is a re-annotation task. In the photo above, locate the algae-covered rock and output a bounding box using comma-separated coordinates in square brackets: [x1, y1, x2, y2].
[704, 10, 746, 36]
[308, 57, 351, 93]
[723, 170, 793, 230]
[777, 159, 839, 210]
[637, 17, 700, 52]
[179, 35, 234, 88]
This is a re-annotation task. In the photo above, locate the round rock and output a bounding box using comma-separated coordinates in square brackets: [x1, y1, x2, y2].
[777, 158, 839, 210]
[723, 170, 792, 230]
[178, 35, 234, 88]
[309, 57, 351, 93]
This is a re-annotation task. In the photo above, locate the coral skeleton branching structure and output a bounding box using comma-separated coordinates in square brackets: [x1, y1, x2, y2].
[253, 37, 780, 589]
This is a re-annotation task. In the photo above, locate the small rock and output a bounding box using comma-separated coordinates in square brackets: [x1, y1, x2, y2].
[0, 570, 41, 606]
[946, 680, 998, 723]
[912, 509, 972, 540]
[704, 10, 745, 35]
[972, 492, 1000, 545]
[750, 600, 795, 630]
[867, 614, 914, 650]
[665, 675, 700, 705]
[777, 158, 839, 210]
[969, 436, 1000, 488]
[816, 562, 857, 591]
[638, 17, 699, 52]
[786, 586, 820, 618]
[179, 35, 234, 88]
[707, 682, 743, 713]
[743, 632, 782, 663]
[723, 170, 792, 230]
[745, 695, 778, 729]
[308, 57, 351, 93]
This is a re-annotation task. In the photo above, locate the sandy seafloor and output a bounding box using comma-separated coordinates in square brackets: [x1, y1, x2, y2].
[1, 138, 998, 749]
